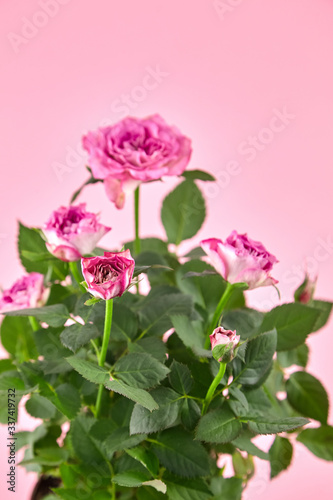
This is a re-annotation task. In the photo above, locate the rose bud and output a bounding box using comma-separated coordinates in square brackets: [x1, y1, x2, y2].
[294, 274, 317, 304]
[81, 250, 135, 300]
[43, 204, 111, 262]
[82, 114, 192, 209]
[201, 231, 278, 290]
[0, 273, 48, 313]
[210, 327, 240, 363]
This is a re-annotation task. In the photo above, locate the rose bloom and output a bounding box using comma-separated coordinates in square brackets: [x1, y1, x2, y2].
[43, 204, 111, 262]
[81, 250, 135, 300]
[82, 114, 192, 209]
[0, 273, 47, 313]
[210, 327, 240, 351]
[201, 231, 278, 290]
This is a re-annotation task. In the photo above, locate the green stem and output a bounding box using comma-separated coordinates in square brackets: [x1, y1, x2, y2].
[95, 299, 113, 418]
[69, 261, 86, 292]
[205, 282, 233, 348]
[202, 362, 226, 415]
[134, 186, 141, 255]
[29, 316, 40, 331]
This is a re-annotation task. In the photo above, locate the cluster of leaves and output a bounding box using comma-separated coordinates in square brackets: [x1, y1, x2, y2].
[1, 172, 332, 500]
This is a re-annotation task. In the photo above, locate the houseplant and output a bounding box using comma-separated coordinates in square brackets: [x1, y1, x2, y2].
[1, 115, 332, 500]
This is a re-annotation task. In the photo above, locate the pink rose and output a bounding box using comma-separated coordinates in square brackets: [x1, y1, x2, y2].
[0, 273, 47, 313]
[210, 326, 240, 362]
[43, 204, 111, 262]
[81, 250, 135, 300]
[201, 231, 278, 290]
[82, 114, 192, 208]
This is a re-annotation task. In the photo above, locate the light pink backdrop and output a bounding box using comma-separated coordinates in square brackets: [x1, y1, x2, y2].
[1, 0, 332, 498]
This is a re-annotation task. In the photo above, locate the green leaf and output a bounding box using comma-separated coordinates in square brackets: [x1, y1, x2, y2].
[124, 237, 169, 256]
[210, 477, 242, 500]
[170, 315, 205, 352]
[196, 407, 242, 444]
[130, 388, 182, 434]
[137, 487, 166, 500]
[129, 338, 167, 363]
[222, 309, 264, 340]
[0, 316, 37, 362]
[169, 361, 193, 394]
[105, 379, 158, 411]
[229, 387, 249, 411]
[66, 357, 110, 385]
[5, 304, 69, 328]
[309, 300, 333, 332]
[20, 446, 68, 466]
[259, 303, 321, 351]
[111, 303, 139, 341]
[152, 427, 210, 478]
[0, 359, 15, 373]
[230, 388, 272, 418]
[139, 293, 193, 336]
[269, 436, 293, 478]
[236, 330, 277, 385]
[0, 370, 26, 396]
[297, 425, 333, 461]
[40, 383, 81, 420]
[246, 416, 309, 434]
[113, 353, 170, 389]
[53, 489, 86, 500]
[277, 344, 309, 368]
[125, 447, 159, 476]
[111, 470, 151, 488]
[70, 415, 107, 465]
[183, 246, 206, 259]
[181, 169, 216, 181]
[181, 399, 201, 431]
[165, 476, 212, 500]
[161, 180, 206, 245]
[232, 432, 268, 460]
[25, 394, 57, 419]
[105, 428, 147, 457]
[60, 323, 100, 352]
[18, 222, 49, 274]
[286, 371, 329, 423]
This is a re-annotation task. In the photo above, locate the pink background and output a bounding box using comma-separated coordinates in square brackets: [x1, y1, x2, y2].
[1, 0, 332, 498]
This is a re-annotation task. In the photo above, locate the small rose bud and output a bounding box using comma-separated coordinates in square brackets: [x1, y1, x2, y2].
[0, 273, 48, 313]
[201, 231, 278, 290]
[294, 274, 317, 304]
[210, 327, 240, 363]
[81, 250, 135, 300]
[43, 203, 111, 262]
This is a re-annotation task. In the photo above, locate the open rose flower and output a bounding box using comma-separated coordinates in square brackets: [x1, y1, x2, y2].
[81, 250, 135, 300]
[210, 326, 240, 363]
[82, 114, 192, 209]
[43, 204, 111, 262]
[201, 231, 278, 290]
[0, 273, 48, 313]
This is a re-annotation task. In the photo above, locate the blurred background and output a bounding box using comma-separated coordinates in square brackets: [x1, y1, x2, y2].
[0, 0, 332, 498]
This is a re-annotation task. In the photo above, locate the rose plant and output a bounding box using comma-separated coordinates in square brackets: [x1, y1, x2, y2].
[0, 115, 332, 500]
